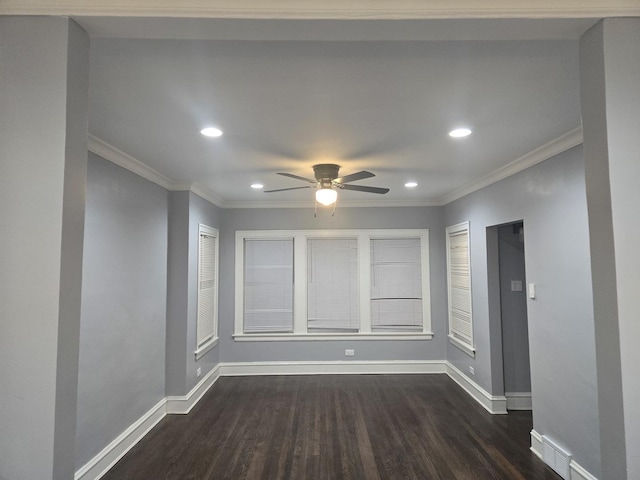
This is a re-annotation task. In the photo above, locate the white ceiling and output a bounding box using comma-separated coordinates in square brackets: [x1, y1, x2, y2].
[82, 17, 595, 207]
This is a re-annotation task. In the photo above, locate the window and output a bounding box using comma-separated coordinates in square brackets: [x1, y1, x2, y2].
[446, 222, 475, 356]
[243, 238, 294, 333]
[370, 237, 423, 332]
[196, 224, 219, 358]
[234, 229, 432, 341]
[307, 237, 359, 332]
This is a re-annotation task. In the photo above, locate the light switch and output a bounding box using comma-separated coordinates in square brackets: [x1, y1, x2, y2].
[511, 280, 523, 292]
[528, 283, 536, 299]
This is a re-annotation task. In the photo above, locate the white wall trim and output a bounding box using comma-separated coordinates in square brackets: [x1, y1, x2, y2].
[75, 361, 531, 480]
[530, 429, 598, 480]
[2, 1, 640, 19]
[438, 126, 583, 205]
[194, 337, 219, 360]
[75, 364, 222, 480]
[570, 460, 599, 480]
[74, 398, 167, 480]
[220, 360, 446, 376]
[88, 135, 224, 206]
[166, 363, 222, 415]
[232, 333, 434, 341]
[222, 199, 441, 209]
[189, 183, 225, 208]
[221, 360, 510, 416]
[505, 391, 532, 410]
[445, 362, 507, 414]
[89, 128, 582, 209]
[531, 429, 544, 459]
[88, 134, 175, 190]
[448, 334, 476, 357]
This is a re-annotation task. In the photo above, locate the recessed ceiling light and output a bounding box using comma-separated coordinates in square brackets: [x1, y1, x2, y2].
[449, 128, 472, 138]
[250, 183, 264, 189]
[200, 127, 223, 137]
[405, 182, 418, 188]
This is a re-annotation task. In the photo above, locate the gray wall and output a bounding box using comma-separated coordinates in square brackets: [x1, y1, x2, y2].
[581, 18, 640, 480]
[165, 191, 190, 396]
[444, 146, 601, 477]
[218, 206, 447, 363]
[166, 191, 222, 397]
[0, 17, 89, 480]
[76, 154, 169, 468]
[498, 224, 531, 394]
[186, 193, 221, 391]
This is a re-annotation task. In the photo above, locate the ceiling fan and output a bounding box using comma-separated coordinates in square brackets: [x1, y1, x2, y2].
[264, 164, 390, 207]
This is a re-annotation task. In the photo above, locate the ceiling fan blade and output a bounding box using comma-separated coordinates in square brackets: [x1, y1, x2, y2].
[277, 172, 317, 184]
[334, 171, 375, 184]
[338, 184, 389, 194]
[264, 186, 313, 193]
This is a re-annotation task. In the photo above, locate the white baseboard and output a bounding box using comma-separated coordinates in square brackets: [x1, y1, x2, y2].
[75, 364, 222, 480]
[219, 360, 446, 376]
[569, 460, 599, 480]
[530, 429, 598, 480]
[74, 398, 167, 480]
[531, 429, 544, 459]
[166, 363, 222, 414]
[445, 362, 507, 414]
[219, 360, 506, 417]
[506, 391, 532, 410]
[75, 360, 521, 480]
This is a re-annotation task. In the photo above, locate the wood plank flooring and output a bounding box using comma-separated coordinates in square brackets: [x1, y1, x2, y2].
[102, 374, 560, 480]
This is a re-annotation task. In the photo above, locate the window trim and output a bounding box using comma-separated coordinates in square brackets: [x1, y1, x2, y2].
[446, 221, 475, 357]
[195, 224, 219, 359]
[234, 229, 433, 341]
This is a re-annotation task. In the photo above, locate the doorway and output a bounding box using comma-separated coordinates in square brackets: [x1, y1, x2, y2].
[487, 221, 532, 412]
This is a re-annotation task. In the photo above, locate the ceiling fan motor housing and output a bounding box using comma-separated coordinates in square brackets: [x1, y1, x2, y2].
[313, 164, 340, 182]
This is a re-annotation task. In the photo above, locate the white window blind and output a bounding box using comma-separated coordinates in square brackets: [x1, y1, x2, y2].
[243, 238, 294, 333]
[447, 223, 473, 351]
[307, 237, 359, 332]
[197, 229, 217, 348]
[370, 238, 423, 332]
[234, 229, 432, 340]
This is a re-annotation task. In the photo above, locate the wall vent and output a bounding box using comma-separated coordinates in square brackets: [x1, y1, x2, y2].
[542, 435, 572, 479]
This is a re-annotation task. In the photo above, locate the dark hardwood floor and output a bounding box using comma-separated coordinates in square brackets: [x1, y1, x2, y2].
[102, 374, 560, 480]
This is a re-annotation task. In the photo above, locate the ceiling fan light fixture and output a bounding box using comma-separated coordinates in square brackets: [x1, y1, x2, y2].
[316, 188, 337, 206]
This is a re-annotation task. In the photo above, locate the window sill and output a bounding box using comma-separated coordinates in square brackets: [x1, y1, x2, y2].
[233, 332, 434, 342]
[194, 337, 218, 360]
[448, 335, 475, 358]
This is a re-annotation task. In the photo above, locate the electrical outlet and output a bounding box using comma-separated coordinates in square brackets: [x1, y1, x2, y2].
[345, 349, 355, 357]
[469, 366, 475, 375]
[196, 367, 202, 377]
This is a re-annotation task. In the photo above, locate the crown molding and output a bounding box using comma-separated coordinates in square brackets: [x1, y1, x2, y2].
[169, 183, 193, 191]
[90, 128, 582, 210]
[2, 0, 639, 19]
[169, 183, 225, 207]
[189, 183, 226, 207]
[88, 134, 174, 190]
[437, 125, 583, 206]
[88, 134, 225, 206]
[222, 198, 441, 209]
[334, 199, 441, 208]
